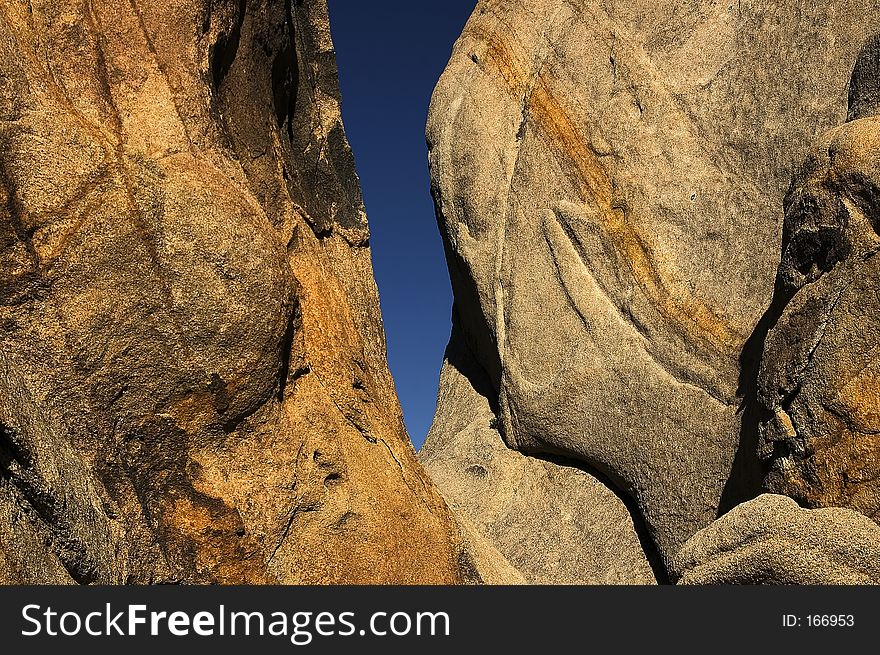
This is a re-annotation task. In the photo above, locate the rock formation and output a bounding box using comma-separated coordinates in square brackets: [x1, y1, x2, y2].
[422, 317, 660, 584]
[423, 0, 880, 582]
[6, 0, 880, 587]
[672, 34, 880, 584]
[674, 494, 880, 585]
[0, 0, 492, 585]
[758, 35, 880, 522]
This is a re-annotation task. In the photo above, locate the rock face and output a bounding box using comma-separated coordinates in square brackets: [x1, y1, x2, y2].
[423, 0, 880, 578]
[422, 317, 659, 584]
[757, 36, 880, 523]
[674, 494, 880, 585]
[0, 0, 475, 584]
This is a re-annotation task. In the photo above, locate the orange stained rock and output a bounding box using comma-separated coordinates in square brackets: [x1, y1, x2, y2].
[474, 23, 745, 353]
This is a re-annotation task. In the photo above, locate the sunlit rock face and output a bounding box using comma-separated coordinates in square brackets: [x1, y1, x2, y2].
[673, 494, 880, 585]
[422, 0, 880, 578]
[758, 35, 880, 524]
[0, 0, 476, 584]
[671, 35, 880, 588]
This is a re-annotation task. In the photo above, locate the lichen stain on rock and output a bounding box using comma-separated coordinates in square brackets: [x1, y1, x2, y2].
[476, 23, 743, 355]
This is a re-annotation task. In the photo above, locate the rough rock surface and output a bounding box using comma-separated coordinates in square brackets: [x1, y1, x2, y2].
[757, 35, 880, 523]
[674, 494, 880, 584]
[424, 0, 880, 573]
[0, 0, 476, 584]
[422, 317, 659, 584]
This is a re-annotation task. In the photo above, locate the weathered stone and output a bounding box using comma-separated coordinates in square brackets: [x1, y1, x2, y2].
[425, 0, 880, 573]
[757, 36, 880, 524]
[421, 317, 659, 584]
[452, 516, 528, 585]
[674, 494, 880, 585]
[0, 0, 476, 584]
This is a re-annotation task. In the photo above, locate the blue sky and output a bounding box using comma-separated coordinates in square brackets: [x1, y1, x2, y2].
[329, 1, 477, 448]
